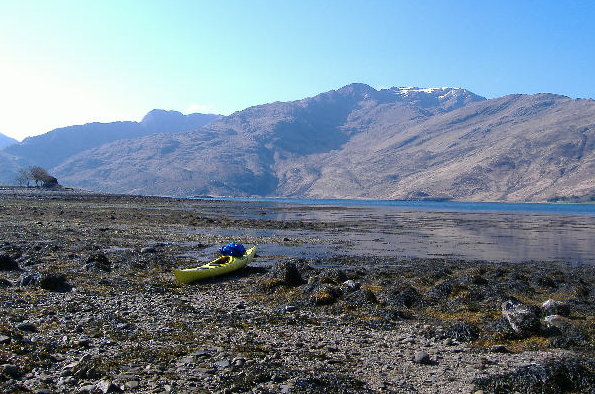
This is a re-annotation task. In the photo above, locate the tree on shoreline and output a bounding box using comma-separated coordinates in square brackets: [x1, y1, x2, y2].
[15, 168, 31, 186]
[15, 166, 59, 188]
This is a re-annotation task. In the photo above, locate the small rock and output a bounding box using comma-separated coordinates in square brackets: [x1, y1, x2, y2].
[550, 326, 590, 349]
[383, 285, 421, 309]
[473, 358, 593, 393]
[189, 350, 211, 359]
[140, 247, 157, 254]
[342, 279, 361, 291]
[78, 384, 96, 393]
[96, 379, 122, 393]
[490, 345, 510, 353]
[18, 272, 40, 286]
[0, 335, 11, 344]
[16, 322, 37, 332]
[541, 299, 570, 317]
[125, 381, 140, 389]
[178, 356, 195, 364]
[311, 286, 341, 305]
[1, 364, 20, 377]
[544, 314, 572, 328]
[413, 351, 431, 364]
[79, 354, 92, 363]
[39, 273, 72, 292]
[0, 278, 12, 287]
[85, 253, 111, 272]
[214, 359, 232, 368]
[284, 305, 297, 312]
[0, 254, 19, 270]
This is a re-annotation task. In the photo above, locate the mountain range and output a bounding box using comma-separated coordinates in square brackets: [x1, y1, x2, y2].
[1, 84, 594, 202]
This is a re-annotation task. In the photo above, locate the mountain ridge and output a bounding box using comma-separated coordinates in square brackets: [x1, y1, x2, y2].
[0, 132, 18, 149]
[2, 84, 593, 202]
[2, 110, 222, 170]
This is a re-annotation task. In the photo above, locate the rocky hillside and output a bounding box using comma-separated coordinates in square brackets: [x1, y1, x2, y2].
[51, 84, 594, 202]
[2, 110, 221, 170]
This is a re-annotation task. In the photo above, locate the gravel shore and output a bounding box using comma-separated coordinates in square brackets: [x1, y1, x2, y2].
[0, 188, 593, 393]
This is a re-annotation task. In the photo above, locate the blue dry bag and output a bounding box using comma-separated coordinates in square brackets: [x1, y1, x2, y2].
[219, 242, 246, 257]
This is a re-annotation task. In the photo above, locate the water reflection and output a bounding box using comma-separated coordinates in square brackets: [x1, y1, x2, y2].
[181, 200, 595, 264]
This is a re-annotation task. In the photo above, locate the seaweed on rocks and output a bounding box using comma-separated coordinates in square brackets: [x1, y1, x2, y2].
[311, 285, 342, 305]
[442, 321, 480, 342]
[473, 358, 595, 394]
[549, 326, 591, 350]
[84, 252, 112, 272]
[318, 268, 348, 285]
[380, 284, 422, 309]
[343, 288, 378, 306]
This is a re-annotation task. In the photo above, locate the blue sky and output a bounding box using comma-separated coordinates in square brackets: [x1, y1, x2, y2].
[1, 0, 594, 140]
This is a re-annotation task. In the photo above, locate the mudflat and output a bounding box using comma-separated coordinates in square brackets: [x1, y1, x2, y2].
[0, 189, 593, 393]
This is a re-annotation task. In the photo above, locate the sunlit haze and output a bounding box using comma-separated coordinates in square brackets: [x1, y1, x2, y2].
[1, 0, 594, 141]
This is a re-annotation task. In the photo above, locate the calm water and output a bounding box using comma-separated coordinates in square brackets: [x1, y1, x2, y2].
[194, 196, 595, 216]
[185, 197, 595, 265]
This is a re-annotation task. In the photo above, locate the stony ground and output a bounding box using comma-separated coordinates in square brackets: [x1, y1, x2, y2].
[0, 188, 593, 393]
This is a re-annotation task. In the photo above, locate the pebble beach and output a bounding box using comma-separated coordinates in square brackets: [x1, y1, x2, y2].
[0, 188, 593, 393]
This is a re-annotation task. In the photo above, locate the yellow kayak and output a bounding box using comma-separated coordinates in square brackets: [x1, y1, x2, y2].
[173, 246, 256, 283]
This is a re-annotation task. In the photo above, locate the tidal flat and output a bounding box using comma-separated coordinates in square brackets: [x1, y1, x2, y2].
[0, 189, 593, 393]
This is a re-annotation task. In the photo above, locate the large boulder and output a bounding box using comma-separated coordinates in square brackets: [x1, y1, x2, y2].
[267, 260, 306, 287]
[501, 299, 541, 337]
[541, 299, 571, 317]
